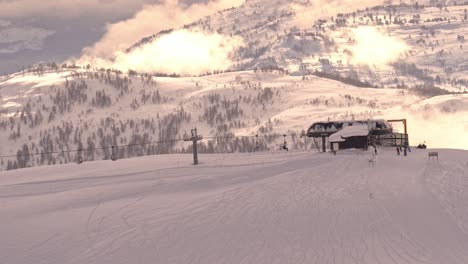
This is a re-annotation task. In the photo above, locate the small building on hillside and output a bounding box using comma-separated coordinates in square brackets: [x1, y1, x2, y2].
[307, 119, 401, 152]
[328, 125, 370, 150]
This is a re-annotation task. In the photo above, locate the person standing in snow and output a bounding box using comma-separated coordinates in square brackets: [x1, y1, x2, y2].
[405, 142, 411, 153]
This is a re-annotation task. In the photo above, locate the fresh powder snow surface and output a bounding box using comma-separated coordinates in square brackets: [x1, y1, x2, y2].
[1, 148, 468, 263]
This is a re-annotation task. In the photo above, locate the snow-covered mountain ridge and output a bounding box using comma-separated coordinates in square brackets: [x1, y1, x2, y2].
[1, 0, 468, 170]
[0, 67, 467, 170]
[128, 0, 468, 91]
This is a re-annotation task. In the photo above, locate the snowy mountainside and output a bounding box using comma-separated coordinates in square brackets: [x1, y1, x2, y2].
[130, 0, 468, 92]
[1, 148, 468, 263]
[1, 67, 467, 170]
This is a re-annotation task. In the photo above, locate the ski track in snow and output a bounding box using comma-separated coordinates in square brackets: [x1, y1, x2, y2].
[0, 149, 468, 264]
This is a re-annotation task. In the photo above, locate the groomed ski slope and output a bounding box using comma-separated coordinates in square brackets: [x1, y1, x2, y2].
[1, 149, 468, 264]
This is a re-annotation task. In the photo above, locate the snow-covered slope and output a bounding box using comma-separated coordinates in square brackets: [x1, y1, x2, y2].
[127, 0, 468, 91]
[1, 68, 467, 170]
[1, 148, 468, 263]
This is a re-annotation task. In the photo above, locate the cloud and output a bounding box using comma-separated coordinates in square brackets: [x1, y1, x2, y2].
[290, 0, 408, 67]
[382, 94, 468, 149]
[0, 27, 55, 54]
[0, 0, 158, 18]
[405, 111, 468, 149]
[76, 0, 244, 75]
[0, 20, 12, 28]
[81, 0, 243, 59]
[350, 27, 408, 67]
[118, 30, 243, 75]
[79, 29, 243, 75]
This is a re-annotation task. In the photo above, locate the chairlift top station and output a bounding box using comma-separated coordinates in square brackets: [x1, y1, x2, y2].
[307, 119, 394, 137]
[307, 119, 409, 152]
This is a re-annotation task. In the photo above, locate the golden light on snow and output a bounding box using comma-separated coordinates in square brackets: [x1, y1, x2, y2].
[78, 29, 244, 76]
[351, 27, 408, 67]
[112, 30, 243, 75]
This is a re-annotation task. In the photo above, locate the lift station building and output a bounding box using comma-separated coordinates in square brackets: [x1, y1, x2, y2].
[307, 119, 409, 152]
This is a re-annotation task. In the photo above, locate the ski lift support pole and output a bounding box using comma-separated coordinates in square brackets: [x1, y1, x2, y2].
[184, 128, 203, 165]
[320, 133, 328, 153]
